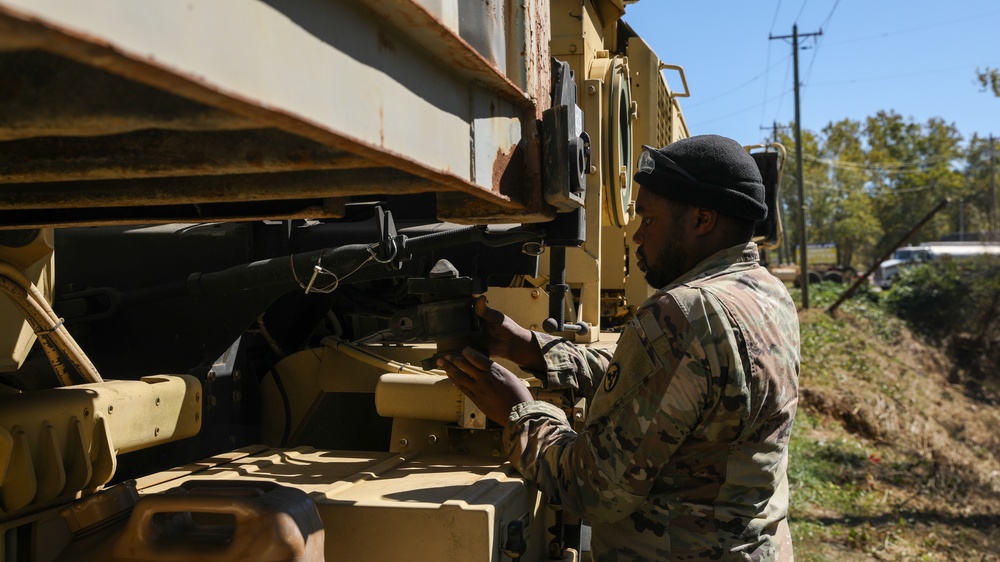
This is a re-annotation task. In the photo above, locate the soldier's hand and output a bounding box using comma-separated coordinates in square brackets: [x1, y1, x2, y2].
[437, 346, 533, 425]
[474, 296, 546, 372]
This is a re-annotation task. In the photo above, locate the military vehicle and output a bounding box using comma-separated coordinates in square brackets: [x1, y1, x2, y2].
[0, 1, 782, 559]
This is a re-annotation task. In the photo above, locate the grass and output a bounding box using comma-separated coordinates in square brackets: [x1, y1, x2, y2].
[786, 282, 1000, 561]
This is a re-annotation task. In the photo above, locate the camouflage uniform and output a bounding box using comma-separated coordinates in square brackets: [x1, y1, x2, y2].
[504, 242, 800, 561]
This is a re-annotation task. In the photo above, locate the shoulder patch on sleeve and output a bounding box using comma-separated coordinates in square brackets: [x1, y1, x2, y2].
[604, 363, 621, 392]
[588, 317, 657, 418]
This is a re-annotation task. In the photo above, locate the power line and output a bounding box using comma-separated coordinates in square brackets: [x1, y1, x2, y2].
[768, 28, 816, 124]
[784, 173, 938, 194]
[764, 1, 833, 136]
[771, 24, 822, 309]
[802, 40, 821, 87]
[808, 63, 998, 87]
[691, 88, 794, 128]
[770, 57, 794, 128]
[819, 0, 842, 30]
[769, 0, 783, 34]
[824, 9, 1000, 47]
[762, 0, 784, 128]
[783, 174, 845, 190]
[793, 0, 807, 24]
[760, 122, 792, 145]
[759, 40, 775, 126]
[689, 56, 790, 109]
[889, 184, 937, 194]
[787, 149, 957, 171]
[803, 0, 841, 86]
[802, 154, 955, 172]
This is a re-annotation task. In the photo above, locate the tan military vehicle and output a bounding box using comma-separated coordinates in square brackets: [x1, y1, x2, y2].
[0, 1, 781, 559]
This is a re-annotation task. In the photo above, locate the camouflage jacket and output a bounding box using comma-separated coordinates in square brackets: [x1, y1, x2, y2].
[504, 242, 800, 561]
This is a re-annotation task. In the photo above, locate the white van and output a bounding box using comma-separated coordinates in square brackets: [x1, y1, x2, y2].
[874, 242, 1000, 288]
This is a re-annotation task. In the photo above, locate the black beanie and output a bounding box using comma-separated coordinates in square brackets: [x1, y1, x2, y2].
[634, 135, 767, 221]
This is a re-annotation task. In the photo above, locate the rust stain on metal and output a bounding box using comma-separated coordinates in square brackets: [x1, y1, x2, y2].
[490, 116, 544, 215]
[517, 123, 545, 211]
[0, 204, 348, 231]
[491, 145, 516, 194]
[321, 197, 347, 217]
[436, 191, 553, 225]
[361, 0, 532, 106]
[245, 150, 264, 167]
[0, 130, 376, 183]
[376, 29, 396, 53]
[284, 150, 308, 165]
[530, 1, 552, 119]
[0, 168, 445, 210]
[0, 3, 531, 215]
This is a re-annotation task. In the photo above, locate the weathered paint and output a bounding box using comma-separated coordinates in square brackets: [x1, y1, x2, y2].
[0, 199, 348, 231]
[0, 169, 436, 209]
[0, 129, 371, 183]
[0, 51, 259, 141]
[0, 0, 553, 225]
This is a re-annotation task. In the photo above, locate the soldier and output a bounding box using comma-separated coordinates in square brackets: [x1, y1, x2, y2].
[437, 135, 800, 561]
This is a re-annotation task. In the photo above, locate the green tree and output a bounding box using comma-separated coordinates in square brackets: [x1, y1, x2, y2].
[821, 119, 881, 268]
[963, 134, 999, 237]
[773, 113, 968, 272]
[864, 111, 963, 254]
[977, 67, 1000, 96]
[775, 126, 828, 266]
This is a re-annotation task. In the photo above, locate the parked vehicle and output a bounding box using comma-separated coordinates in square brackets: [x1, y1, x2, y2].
[873, 242, 1000, 288]
[774, 243, 856, 287]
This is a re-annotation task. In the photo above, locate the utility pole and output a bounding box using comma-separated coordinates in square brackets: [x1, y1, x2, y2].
[759, 121, 783, 145]
[759, 121, 792, 145]
[827, 199, 950, 316]
[771, 24, 822, 308]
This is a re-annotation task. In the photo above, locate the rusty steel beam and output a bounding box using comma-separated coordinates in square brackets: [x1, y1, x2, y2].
[0, 169, 438, 210]
[436, 191, 553, 225]
[0, 50, 259, 141]
[0, 129, 373, 184]
[0, 1, 547, 215]
[359, 0, 533, 108]
[0, 198, 348, 231]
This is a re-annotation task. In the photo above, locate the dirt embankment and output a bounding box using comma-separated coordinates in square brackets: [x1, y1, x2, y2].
[793, 308, 1000, 561]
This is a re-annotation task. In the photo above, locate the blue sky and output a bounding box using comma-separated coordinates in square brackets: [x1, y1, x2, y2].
[622, 1, 1000, 147]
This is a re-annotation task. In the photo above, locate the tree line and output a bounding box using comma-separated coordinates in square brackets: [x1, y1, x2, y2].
[771, 111, 998, 270]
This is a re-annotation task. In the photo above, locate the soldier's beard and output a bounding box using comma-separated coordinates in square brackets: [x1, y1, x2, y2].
[640, 233, 690, 289]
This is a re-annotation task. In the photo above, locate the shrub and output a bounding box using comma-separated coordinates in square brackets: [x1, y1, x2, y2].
[883, 256, 1000, 392]
[883, 256, 1000, 343]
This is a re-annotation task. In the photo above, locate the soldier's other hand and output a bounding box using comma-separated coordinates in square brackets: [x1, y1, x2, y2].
[437, 346, 533, 425]
[474, 296, 546, 371]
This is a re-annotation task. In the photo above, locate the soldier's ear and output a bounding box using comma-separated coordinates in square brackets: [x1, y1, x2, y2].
[693, 208, 717, 233]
